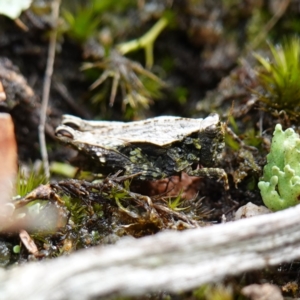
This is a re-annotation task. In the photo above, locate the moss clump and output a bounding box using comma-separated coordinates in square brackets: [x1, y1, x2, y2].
[254, 37, 300, 119]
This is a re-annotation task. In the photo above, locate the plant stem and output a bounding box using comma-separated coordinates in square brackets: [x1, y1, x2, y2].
[117, 16, 169, 68]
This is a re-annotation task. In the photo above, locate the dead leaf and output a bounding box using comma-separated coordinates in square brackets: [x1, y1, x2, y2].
[19, 229, 38, 256]
[0, 114, 17, 218]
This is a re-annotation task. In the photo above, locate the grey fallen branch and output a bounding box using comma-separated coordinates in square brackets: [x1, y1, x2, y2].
[1, 204, 300, 300]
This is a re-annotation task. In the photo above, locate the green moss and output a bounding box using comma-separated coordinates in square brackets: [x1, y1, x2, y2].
[254, 37, 300, 119]
[193, 284, 233, 300]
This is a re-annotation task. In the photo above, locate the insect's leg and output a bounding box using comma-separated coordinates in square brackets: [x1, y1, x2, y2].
[187, 168, 229, 191]
[187, 168, 233, 209]
[226, 127, 258, 152]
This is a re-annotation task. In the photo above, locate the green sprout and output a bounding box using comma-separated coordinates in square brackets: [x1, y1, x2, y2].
[254, 37, 300, 119]
[16, 166, 47, 197]
[258, 124, 300, 211]
[167, 192, 189, 212]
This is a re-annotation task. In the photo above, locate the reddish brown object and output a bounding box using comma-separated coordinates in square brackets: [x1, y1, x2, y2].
[19, 229, 39, 256]
[0, 81, 6, 101]
[132, 172, 202, 200]
[0, 113, 17, 208]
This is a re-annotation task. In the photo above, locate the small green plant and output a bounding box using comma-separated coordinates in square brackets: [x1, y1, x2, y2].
[167, 192, 189, 212]
[61, 0, 135, 42]
[254, 36, 300, 118]
[258, 124, 300, 211]
[62, 7, 101, 42]
[83, 51, 165, 114]
[16, 166, 47, 197]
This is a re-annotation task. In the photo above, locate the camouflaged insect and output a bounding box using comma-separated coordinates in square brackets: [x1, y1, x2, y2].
[55, 114, 228, 188]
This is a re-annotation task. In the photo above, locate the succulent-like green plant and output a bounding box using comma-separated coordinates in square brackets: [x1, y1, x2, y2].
[258, 124, 300, 211]
[254, 37, 300, 118]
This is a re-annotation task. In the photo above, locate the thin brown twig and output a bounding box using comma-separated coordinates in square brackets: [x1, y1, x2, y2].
[39, 0, 61, 180]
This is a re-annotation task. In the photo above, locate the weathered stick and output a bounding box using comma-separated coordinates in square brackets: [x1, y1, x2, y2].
[1, 204, 300, 300]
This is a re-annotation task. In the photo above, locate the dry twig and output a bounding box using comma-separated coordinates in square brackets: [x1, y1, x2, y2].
[39, 0, 61, 180]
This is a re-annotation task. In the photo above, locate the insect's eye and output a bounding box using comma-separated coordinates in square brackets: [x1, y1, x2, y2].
[204, 124, 218, 137]
[63, 122, 80, 130]
[55, 129, 74, 139]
